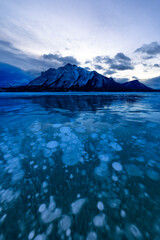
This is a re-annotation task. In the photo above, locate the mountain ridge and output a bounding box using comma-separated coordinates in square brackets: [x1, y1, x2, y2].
[0, 63, 157, 92]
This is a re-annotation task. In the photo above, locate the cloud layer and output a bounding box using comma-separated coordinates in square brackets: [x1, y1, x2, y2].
[93, 52, 134, 71]
[135, 42, 160, 56]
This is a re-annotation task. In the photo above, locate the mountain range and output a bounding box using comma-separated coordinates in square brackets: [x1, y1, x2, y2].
[0, 63, 157, 92]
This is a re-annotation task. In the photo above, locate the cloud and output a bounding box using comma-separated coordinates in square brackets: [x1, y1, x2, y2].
[135, 42, 160, 56]
[115, 53, 131, 61]
[132, 76, 138, 80]
[93, 52, 134, 71]
[94, 64, 104, 70]
[103, 70, 116, 75]
[85, 60, 92, 64]
[84, 67, 91, 71]
[142, 56, 154, 60]
[109, 63, 133, 70]
[153, 64, 160, 68]
[0, 39, 80, 72]
[94, 56, 112, 64]
[0, 39, 56, 71]
[42, 53, 80, 66]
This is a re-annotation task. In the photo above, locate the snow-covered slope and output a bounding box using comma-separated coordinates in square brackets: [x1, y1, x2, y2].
[28, 63, 122, 91]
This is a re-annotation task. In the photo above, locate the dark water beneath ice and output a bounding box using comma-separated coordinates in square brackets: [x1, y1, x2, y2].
[0, 92, 160, 240]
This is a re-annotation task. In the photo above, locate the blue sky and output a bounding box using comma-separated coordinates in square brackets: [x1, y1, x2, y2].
[0, 0, 160, 87]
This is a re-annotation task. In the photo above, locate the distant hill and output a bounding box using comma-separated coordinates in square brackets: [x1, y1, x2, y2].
[0, 63, 156, 92]
[122, 80, 153, 92]
[0, 63, 33, 88]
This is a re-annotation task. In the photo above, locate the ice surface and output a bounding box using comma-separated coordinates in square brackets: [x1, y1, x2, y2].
[0, 93, 160, 239]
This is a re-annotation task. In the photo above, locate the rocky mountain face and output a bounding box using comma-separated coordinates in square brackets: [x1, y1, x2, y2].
[28, 63, 123, 91]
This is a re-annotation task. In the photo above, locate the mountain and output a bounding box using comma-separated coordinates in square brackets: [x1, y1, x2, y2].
[0, 63, 33, 88]
[122, 80, 153, 92]
[0, 63, 155, 92]
[28, 63, 123, 91]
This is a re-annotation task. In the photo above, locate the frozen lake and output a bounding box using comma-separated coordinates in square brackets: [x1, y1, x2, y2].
[0, 92, 160, 240]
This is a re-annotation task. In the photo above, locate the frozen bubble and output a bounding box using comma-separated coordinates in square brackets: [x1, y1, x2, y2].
[34, 234, 46, 240]
[0, 214, 7, 223]
[30, 161, 34, 165]
[66, 229, 71, 237]
[112, 162, 123, 172]
[109, 199, 121, 209]
[99, 154, 110, 162]
[75, 127, 85, 133]
[46, 224, 53, 235]
[93, 214, 106, 227]
[100, 134, 107, 139]
[112, 175, 118, 181]
[86, 231, 97, 240]
[48, 196, 56, 211]
[146, 169, 160, 181]
[77, 194, 81, 198]
[28, 230, 35, 239]
[59, 215, 72, 231]
[91, 133, 98, 139]
[12, 170, 24, 182]
[53, 123, 62, 128]
[44, 148, 52, 158]
[60, 127, 71, 134]
[42, 181, 48, 188]
[3, 153, 12, 160]
[70, 174, 73, 179]
[41, 208, 62, 224]
[30, 122, 41, 133]
[126, 224, 142, 239]
[95, 163, 108, 178]
[33, 165, 38, 169]
[120, 210, 126, 218]
[46, 141, 58, 149]
[62, 140, 83, 166]
[38, 204, 46, 213]
[125, 164, 143, 177]
[97, 201, 104, 211]
[110, 142, 122, 151]
[0, 189, 19, 203]
[43, 166, 47, 170]
[71, 198, 86, 215]
[132, 136, 137, 139]
[136, 156, 145, 162]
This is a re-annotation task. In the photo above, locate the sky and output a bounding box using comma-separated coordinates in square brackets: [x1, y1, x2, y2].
[0, 0, 160, 88]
